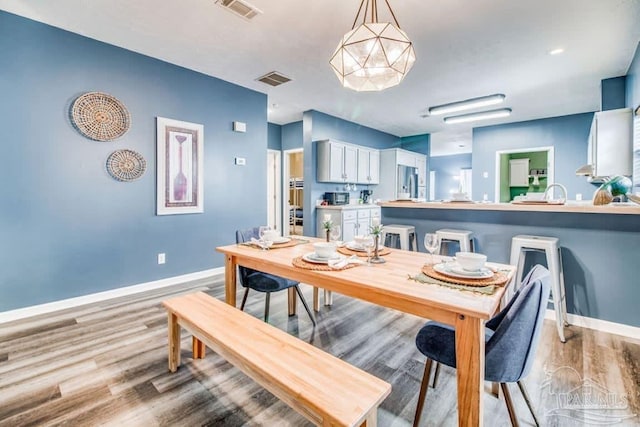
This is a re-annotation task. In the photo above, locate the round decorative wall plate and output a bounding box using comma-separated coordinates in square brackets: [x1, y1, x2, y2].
[71, 92, 131, 141]
[106, 149, 146, 182]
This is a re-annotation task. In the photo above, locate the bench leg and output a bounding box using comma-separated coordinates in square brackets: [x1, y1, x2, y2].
[168, 312, 181, 372]
[359, 411, 377, 427]
[192, 336, 206, 359]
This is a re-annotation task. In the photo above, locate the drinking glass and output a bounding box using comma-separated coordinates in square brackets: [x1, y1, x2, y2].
[363, 235, 375, 266]
[330, 225, 341, 243]
[258, 226, 271, 250]
[423, 233, 440, 265]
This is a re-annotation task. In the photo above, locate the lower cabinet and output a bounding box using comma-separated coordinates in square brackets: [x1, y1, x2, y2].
[316, 206, 381, 241]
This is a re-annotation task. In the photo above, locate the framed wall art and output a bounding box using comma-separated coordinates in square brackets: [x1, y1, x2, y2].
[156, 117, 204, 215]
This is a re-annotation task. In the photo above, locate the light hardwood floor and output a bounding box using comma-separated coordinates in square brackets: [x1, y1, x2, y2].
[0, 276, 638, 426]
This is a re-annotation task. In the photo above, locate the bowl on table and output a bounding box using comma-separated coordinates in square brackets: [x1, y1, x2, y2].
[397, 192, 411, 200]
[263, 229, 280, 242]
[313, 242, 337, 259]
[455, 252, 487, 272]
[451, 192, 469, 201]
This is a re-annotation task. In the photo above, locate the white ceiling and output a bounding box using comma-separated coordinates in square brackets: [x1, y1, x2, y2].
[2, 0, 639, 154]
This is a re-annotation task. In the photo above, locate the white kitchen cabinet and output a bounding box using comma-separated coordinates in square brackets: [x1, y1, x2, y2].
[509, 158, 530, 187]
[357, 147, 380, 184]
[317, 140, 358, 183]
[377, 148, 428, 200]
[416, 157, 426, 186]
[316, 206, 381, 242]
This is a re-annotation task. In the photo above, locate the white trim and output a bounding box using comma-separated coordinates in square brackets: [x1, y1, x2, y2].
[545, 309, 640, 340]
[267, 149, 282, 232]
[493, 146, 554, 203]
[0, 268, 224, 325]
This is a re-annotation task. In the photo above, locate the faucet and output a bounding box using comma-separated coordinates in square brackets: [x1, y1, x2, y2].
[543, 183, 567, 203]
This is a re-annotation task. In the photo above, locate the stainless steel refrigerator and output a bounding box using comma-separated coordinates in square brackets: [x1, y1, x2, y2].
[397, 165, 418, 198]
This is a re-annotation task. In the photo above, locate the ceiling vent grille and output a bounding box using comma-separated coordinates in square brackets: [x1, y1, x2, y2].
[215, 0, 262, 20]
[256, 71, 292, 87]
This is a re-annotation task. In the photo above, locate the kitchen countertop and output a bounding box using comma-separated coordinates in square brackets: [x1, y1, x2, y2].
[377, 200, 640, 215]
[317, 204, 380, 210]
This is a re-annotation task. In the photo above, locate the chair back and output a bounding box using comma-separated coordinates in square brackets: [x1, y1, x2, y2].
[485, 265, 551, 383]
[235, 227, 260, 286]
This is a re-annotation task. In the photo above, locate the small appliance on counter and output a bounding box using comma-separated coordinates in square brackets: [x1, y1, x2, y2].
[360, 190, 373, 204]
[324, 192, 350, 205]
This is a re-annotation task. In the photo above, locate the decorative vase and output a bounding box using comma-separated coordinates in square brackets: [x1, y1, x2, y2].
[326, 229, 330, 242]
[370, 234, 386, 264]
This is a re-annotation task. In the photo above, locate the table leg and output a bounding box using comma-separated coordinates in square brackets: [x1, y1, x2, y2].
[455, 314, 485, 427]
[192, 336, 206, 359]
[225, 254, 237, 307]
[288, 288, 297, 315]
[313, 287, 320, 312]
[359, 411, 377, 427]
[324, 290, 333, 306]
[168, 312, 181, 372]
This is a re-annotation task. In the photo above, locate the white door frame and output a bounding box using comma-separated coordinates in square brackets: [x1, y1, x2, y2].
[283, 148, 303, 235]
[494, 146, 554, 202]
[267, 149, 282, 231]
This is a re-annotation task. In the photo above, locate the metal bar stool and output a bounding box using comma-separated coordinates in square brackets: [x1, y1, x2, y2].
[435, 229, 474, 256]
[381, 224, 418, 251]
[509, 234, 569, 343]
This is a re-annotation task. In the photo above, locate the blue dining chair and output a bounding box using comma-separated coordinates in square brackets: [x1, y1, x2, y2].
[236, 227, 316, 326]
[413, 265, 551, 427]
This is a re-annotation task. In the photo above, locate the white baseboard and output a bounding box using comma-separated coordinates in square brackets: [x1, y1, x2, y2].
[545, 309, 640, 340]
[0, 268, 225, 325]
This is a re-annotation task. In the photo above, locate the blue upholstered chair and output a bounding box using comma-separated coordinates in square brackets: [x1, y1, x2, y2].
[235, 227, 316, 326]
[413, 265, 551, 427]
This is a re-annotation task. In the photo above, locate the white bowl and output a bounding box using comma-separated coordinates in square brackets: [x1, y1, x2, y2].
[398, 192, 411, 200]
[263, 229, 280, 241]
[313, 242, 337, 258]
[353, 235, 368, 246]
[455, 252, 487, 271]
[451, 192, 468, 201]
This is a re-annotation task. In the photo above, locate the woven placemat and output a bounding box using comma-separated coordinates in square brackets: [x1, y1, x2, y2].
[408, 273, 497, 295]
[337, 246, 391, 257]
[422, 264, 508, 287]
[292, 256, 359, 271]
[71, 92, 131, 141]
[241, 238, 308, 250]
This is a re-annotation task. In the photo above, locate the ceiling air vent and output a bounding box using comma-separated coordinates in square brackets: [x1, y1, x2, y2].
[215, 0, 262, 21]
[256, 71, 292, 87]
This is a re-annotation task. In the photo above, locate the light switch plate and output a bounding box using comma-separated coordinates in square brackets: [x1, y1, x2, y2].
[233, 121, 247, 132]
[235, 157, 246, 166]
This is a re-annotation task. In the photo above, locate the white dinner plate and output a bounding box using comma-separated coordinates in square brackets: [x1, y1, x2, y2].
[346, 242, 384, 252]
[302, 252, 343, 264]
[433, 262, 493, 279]
[272, 237, 291, 244]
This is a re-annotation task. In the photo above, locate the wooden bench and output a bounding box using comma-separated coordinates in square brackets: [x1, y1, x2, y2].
[162, 291, 391, 427]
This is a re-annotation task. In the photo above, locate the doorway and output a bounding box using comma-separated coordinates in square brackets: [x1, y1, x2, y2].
[494, 146, 554, 202]
[267, 150, 281, 231]
[283, 149, 304, 235]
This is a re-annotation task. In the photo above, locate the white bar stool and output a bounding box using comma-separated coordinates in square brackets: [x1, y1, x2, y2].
[509, 234, 569, 343]
[436, 229, 474, 255]
[381, 224, 418, 251]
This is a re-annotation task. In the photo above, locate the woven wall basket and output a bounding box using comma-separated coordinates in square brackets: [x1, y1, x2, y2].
[106, 149, 146, 182]
[71, 92, 131, 141]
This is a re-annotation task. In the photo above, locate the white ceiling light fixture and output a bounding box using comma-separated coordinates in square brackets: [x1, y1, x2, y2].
[429, 94, 506, 116]
[329, 0, 416, 92]
[549, 48, 565, 55]
[444, 108, 512, 124]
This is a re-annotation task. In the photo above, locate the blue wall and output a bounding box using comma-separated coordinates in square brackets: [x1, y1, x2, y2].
[267, 123, 282, 150]
[282, 121, 303, 151]
[472, 113, 596, 202]
[430, 154, 472, 200]
[301, 110, 400, 235]
[601, 76, 627, 111]
[0, 11, 268, 311]
[626, 41, 640, 111]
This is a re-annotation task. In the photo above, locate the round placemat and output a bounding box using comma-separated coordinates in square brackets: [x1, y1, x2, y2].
[270, 239, 301, 249]
[338, 246, 391, 257]
[422, 264, 508, 287]
[106, 149, 146, 181]
[292, 256, 359, 271]
[71, 92, 131, 141]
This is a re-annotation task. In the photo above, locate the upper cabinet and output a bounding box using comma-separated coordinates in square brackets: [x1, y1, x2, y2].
[317, 139, 379, 184]
[357, 147, 380, 184]
[509, 158, 530, 187]
[416, 156, 426, 186]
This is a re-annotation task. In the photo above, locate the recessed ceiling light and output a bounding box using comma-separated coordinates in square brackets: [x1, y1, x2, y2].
[549, 48, 564, 55]
[429, 94, 506, 116]
[444, 108, 512, 124]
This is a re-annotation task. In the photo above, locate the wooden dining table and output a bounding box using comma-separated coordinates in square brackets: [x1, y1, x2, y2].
[216, 238, 515, 427]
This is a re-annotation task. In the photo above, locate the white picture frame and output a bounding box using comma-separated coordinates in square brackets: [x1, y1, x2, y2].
[156, 117, 204, 215]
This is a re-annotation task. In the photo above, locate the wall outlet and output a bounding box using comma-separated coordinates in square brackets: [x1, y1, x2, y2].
[235, 157, 246, 166]
[157, 253, 166, 264]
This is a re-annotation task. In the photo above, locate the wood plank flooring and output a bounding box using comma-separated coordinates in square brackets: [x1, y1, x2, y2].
[0, 276, 638, 426]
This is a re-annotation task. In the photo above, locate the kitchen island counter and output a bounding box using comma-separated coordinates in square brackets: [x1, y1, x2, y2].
[378, 200, 640, 215]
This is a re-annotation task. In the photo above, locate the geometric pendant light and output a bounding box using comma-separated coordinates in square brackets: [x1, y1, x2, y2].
[329, 0, 416, 91]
